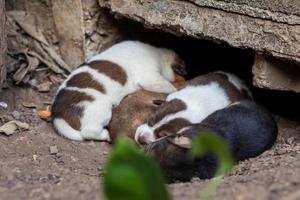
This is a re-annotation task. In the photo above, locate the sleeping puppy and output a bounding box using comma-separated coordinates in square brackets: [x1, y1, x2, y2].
[146, 100, 278, 182]
[108, 90, 167, 143]
[51, 40, 186, 141]
[108, 75, 186, 143]
[135, 71, 251, 145]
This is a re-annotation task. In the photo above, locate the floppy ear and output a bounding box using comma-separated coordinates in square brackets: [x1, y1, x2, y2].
[157, 130, 173, 138]
[168, 136, 192, 149]
[153, 99, 166, 106]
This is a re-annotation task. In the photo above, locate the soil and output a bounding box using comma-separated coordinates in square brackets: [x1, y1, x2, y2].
[0, 85, 300, 200]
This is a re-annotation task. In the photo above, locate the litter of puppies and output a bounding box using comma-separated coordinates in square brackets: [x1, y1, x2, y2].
[50, 40, 278, 182]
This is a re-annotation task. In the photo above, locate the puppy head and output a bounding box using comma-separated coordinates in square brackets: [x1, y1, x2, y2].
[135, 124, 155, 145]
[108, 90, 167, 142]
[135, 98, 190, 145]
[159, 49, 186, 82]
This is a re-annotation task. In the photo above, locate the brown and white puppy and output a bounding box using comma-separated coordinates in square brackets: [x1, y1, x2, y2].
[135, 71, 251, 144]
[51, 40, 186, 141]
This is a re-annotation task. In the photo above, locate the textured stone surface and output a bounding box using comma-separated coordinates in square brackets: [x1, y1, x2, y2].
[52, 0, 85, 68]
[253, 54, 300, 92]
[0, 0, 6, 90]
[99, 0, 300, 64]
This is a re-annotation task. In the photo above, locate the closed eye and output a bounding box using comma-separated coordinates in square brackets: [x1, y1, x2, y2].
[153, 99, 165, 106]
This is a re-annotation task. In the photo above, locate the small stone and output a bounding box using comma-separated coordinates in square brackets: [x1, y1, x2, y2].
[97, 166, 102, 171]
[0, 102, 8, 109]
[32, 154, 38, 161]
[36, 82, 51, 92]
[287, 137, 295, 145]
[55, 153, 62, 158]
[50, 146, 58, 154]
[11, 111, 21, 120]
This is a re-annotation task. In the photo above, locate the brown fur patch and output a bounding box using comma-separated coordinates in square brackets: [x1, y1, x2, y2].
[51, 89, 94, 131]
[171, 54, 187, 77]
[88, 60, 127, 86]
[154, 118, 192, 138]
[189, 72, 248, 102]
[108, 90, 167, 142]
[66, 72, 106, 94]
[147, 99, 187, 127]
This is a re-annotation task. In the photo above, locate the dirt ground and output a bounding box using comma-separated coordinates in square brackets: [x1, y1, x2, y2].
[0, 85, 300, 200]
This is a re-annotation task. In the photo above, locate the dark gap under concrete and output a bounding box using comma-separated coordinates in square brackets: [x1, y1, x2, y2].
[117, 19, 300, 122]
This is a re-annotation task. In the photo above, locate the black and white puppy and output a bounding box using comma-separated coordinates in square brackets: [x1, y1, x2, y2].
[146, 100, 278, 182]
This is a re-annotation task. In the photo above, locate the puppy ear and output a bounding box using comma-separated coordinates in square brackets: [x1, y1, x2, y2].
[157, 130, 173, 138]
[153, 99, 166, 106]
[168, 136, 192, 149]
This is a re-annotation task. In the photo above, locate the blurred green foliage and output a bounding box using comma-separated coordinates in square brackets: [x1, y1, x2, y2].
[103, 137, 170, 200]
[191, 133, 235, 200]
[103, 132, 235, 200]
[191, 132, 235, 176]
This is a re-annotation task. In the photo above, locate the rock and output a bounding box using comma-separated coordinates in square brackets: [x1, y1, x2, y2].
[0, 101, 8, 109]
[99, 0, 300, 65]
[253, 54, 300, 92]
[100, 0, 300, 92]
[11, 110, 21, 120]
[36, 82, 51, 93]
[0, 120, 29, 135]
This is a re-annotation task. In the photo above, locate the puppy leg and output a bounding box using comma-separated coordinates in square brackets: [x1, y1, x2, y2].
[92, 129, 111, 142]
[141, 77, 177, 93]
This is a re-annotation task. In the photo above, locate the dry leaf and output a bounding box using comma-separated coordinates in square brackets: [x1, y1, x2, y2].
[0, 120, 30, 135]
[37, 110, 52, 119]
[8, 11, 49, 45]
[22, 102, 37, 108]
[41, 43, 71, 73]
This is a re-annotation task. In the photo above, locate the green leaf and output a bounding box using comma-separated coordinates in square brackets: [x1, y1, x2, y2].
[103, 137, 170, 200]
[190, 132, 235, 200]
[191, 132, 235, 176]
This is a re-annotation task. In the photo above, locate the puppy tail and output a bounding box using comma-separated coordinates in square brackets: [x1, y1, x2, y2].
[53, 118, 84, 141]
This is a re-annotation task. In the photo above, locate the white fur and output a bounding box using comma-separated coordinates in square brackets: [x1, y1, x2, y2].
[135, 124, 156, 143]
[135, 82, 232, 144]
[53, 41, 178, 141]
[135, 72, 252, 145]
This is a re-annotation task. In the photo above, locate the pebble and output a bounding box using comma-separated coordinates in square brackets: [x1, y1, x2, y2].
[287, 137, 295, 145]
[32, 155, 38, 161]
[50, 146, 59, 155]
[12, 110, 21, 120]
[0, 101, 8, 109]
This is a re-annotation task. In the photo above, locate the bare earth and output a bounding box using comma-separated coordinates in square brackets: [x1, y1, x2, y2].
[0, 86, 300, 200]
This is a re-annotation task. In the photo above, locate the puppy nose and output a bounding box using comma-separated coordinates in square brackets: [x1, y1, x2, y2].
[138, 134, 149, 145]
